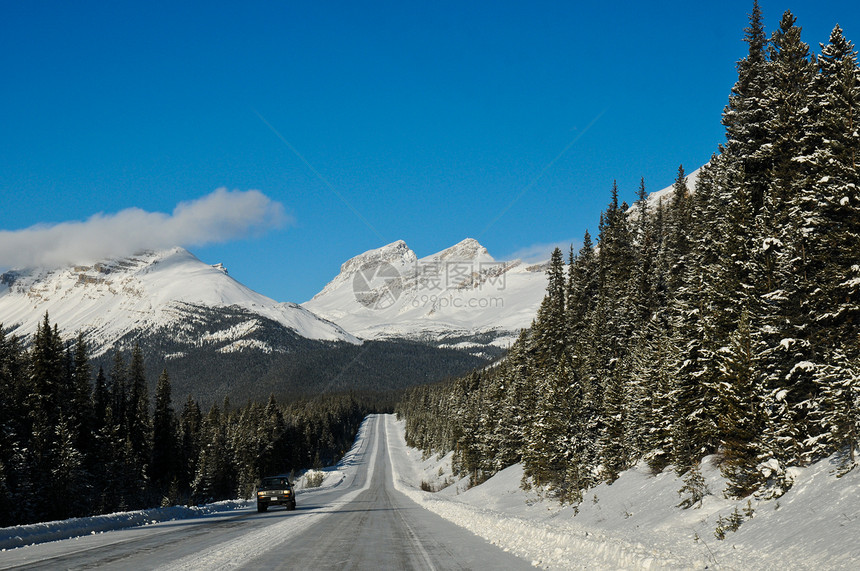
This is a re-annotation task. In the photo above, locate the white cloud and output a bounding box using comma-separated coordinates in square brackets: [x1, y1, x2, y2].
[504, 239, 581, 264]
[0, 188, 289, 269]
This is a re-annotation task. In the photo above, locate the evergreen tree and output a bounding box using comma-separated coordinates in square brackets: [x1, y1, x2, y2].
[491, 334, 533, 470]
[92, 366, 110, 433]
[722, 0, 771, 212]
[638, 319, 680, 474]
[50, 415, 90, 518]
[26, 314, 66, 519]
[683, 157, 729, 461]
[151, 369, 180, 501]
[523, 356, 582, 500]
[665, 165, 693, 295]
[765, 11, 816, 203]
[126, 344, 151, 505]
[804, 26, 860, 465]
[0, 327, 28, 526]
[68, 333, 94, 486]
[179, 395, 203, 496]
[718, 310, 765, 497]
[566, 230, 598, 359]
[629, 178, 658, 327]
[599, 357, 630, 482]
[192, 403, 236, 503]
[109, 352, 128, 436]
[533, 247, 567, 366]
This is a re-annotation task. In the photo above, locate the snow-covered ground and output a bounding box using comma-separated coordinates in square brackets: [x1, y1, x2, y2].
[385, 415, 860, 570]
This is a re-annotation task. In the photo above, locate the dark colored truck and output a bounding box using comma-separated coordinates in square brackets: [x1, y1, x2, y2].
[256, 475, 296, 512]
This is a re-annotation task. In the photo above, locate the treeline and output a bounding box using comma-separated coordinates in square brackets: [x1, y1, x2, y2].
[0, 314, 372, 527]
[125, 333, 493, 406]
[398, 4, 859, 504]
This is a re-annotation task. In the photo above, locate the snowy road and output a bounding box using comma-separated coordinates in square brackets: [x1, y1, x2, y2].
[0, 415, 533, 570]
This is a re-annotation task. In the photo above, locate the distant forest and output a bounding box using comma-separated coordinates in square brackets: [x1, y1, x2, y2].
[0, 314, 378, 527]
[398, 3, 859, 509]
[116, 328, 495, 406]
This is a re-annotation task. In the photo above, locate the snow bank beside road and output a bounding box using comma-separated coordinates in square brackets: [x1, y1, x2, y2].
[0, 500, 252, 551]
[384, 415, 860, 570]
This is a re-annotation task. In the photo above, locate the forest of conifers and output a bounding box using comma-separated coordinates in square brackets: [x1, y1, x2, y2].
[398, 4, 860, 506]
[0, 314, 374, 527]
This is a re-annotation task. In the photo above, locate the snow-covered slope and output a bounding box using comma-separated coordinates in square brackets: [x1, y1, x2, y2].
[0, 247, 358, 355]
[303, 238, 548, 350]
[387, 415, 860, 570]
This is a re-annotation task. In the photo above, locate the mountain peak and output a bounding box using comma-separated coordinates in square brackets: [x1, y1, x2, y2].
[312, 241, 418, 301]
[341, 240, 415, 270]
[422, 238, 494, 264]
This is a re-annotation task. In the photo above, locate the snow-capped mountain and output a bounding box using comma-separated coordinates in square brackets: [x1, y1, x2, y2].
[303, 238, 548, 352]
[0, 247, 358, 356]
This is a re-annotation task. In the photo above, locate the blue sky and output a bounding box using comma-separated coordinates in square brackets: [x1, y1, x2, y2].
[2, 1, 858, 302]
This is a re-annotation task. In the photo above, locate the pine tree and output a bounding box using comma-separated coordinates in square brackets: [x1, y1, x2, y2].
[109, 352, 128, 435]
[491, 335, 532, 470]
[533, 247, 567, 366]
[811, 25, 860, 338]
[661, 164, 717, 472]
[593, 182, 636, 416]
[179, 395, 203, 496]
[151, 369, 180, 501]
[92, 366, 109, 433]
[677, 460, 709, 509]
[126, 344, 151, 505]
[0, 327, 28, 525]
[637, 318, 680, 474]
[665, 165, 693, 295]
[600, 356, 630, 483]
[50, 415, 90, 519]
[684, 157, 729, 460]
[26, 314, 66, 519]
[718, 310, 765, 497]
[754, 18, 817, 465]
[192, 403, 236, 503]
[723, 0, 771, 212]
[68, 333, 94, 489]
[629, 178, 658, 327]
[766, 11, 817, 203]
[566, 231, 598, 360]
[811, 355, 858, 471]
[803, 26, 860, 464]
[523, 355, 584, 501]
[752, 19, 818, 460]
